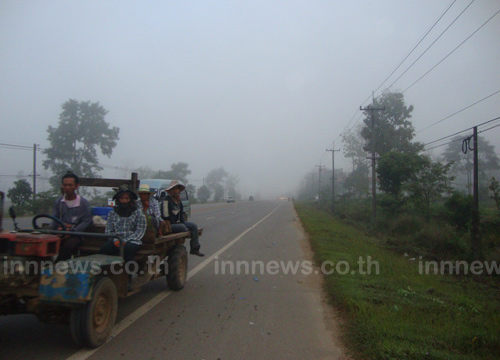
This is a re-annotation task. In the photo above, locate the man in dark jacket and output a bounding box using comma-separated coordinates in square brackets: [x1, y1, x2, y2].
[52, 172, 92, 262]
[162, 180, 204, 257]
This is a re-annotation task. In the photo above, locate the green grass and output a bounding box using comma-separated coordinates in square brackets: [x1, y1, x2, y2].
[295, 203, 500, 360]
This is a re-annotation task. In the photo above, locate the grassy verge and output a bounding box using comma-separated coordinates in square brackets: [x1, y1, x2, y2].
[295, 202, 500, 360]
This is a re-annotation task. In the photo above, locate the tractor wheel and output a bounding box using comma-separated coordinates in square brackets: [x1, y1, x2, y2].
[70, 305, 86, 347]
[70, 277, 118, 348]
[167, 245, 188, 291]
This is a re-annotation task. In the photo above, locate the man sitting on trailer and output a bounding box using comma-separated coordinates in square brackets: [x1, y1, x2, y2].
[99, 187, 146, 262]
[136, 184, 168, 235]
[52, 172, 92, 262]
[162, 180, 204, 257]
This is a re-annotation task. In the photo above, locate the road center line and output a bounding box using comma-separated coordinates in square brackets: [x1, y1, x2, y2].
[66, 204, 282, 360]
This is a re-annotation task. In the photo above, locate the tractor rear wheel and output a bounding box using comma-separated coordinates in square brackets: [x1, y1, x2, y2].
[167, 245, 188, 291]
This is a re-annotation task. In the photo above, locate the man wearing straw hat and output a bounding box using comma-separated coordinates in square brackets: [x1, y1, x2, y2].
[137, 183, 168, 235]
[162, 180, 204, 257]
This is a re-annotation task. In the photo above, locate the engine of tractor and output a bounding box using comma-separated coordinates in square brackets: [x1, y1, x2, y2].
[0, 232, 61, 288]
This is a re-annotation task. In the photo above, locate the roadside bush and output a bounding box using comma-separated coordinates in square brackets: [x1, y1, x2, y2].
[411, 223, 468, 258]
[481, 213, 500, 262]
[346, 198, 371, 223]
[374, 216, 390, 233]
[378, 193, 406, 216]
[444, 192, 473, 231]
[31, 189, 59, 214]
[389, 214, 425, 236]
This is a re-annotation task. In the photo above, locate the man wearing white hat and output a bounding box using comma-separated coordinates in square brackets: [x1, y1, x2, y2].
[162, 180, 204, 257]
[137, 183, 167, 235]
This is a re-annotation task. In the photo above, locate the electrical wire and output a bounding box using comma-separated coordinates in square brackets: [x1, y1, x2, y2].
[0, 143, 33, 150]
[402, 7, 500, 94]
[417, 89, 500, 133]
[368, 0, 458, 103]
[384, 0, 476, 94]
[478, 123, 500, 134]
[322, 1, 461, 164]
[426, 136, 465, 151]
[424, 116, 500, 147]
[326, 1, 461, 161]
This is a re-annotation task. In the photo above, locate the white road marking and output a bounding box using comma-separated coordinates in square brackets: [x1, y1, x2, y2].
[65, 204, 282, 360]
[206, 216, 215, 220]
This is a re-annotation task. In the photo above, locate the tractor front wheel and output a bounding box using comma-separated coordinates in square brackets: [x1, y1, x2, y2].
[70, 277, 118, 348]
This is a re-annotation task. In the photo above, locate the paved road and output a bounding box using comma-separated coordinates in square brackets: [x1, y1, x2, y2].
[0, 200, 345, 360]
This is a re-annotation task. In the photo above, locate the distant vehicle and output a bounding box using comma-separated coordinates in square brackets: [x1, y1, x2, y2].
[226, 196, 235, 203]
[140, 179, 191, 219]
[249, 196, 254, 201]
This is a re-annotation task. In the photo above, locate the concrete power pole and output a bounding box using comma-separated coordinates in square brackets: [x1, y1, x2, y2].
[360, 95, 385, 227]
[315, 165, 325, 202]
[33, 143, 37, 202]
[326, 147, 340, 213]
[471, 127, 481, 259]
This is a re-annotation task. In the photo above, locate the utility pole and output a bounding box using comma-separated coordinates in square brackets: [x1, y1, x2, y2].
[315, 164, 325, 202]
[472, 127, 481, 259]
[326, 146, 340, 213]
[461, 128, 481, 259]
[360, 94, 385, 227]
[33, 143, 37, 202]
[310, 172, 315, 199]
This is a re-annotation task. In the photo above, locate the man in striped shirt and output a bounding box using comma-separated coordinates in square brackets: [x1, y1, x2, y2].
[99, 187, 146, 262]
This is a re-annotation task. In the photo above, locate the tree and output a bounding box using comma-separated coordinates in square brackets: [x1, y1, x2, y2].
[226, 174, 240, 198]
[342, 125, 368, 171]
[32, 189, 60, 214]
[377, 152, 454, 216]
[186, 183, 197, 203]
[43, 99, 119, 187]
[205, 167, 228, 198]
[360, 92, 423, 157]
[377, 151, 423, 197]
[441, 135, 500, 200]
[156, 162, 191, 183]
[489, 177, 500, 211]
[197, 185, 211, 203]
[441, 135, 500, 189]
[135, 166, 158, 180]
[213, 184, 225, 202]
[7, 179, 33, 209]
[406, 157, 454, 216]
[343, 163, 369, 198]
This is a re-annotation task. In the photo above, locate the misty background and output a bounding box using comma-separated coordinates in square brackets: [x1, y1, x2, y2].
[1, 0, 499, 200]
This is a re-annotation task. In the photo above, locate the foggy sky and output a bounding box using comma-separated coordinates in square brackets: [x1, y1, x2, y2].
[1, 0, 499, 199]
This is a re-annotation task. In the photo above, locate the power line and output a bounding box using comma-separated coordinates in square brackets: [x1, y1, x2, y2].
[384, 0, 476, 93]
[402, 7, 500, 94]
[368, 0, 458, 102]
[426, 136, 466, 151]
[479, 123, 500, 134]
[324, 1, 460, 163]
[417, 89, 500, 133]
[0, 140, 35, 147]
[426, 122, 500, 151]
[424, 116, 500, 147]
[0, 143, 33, 150]
[343, 112, 365, 140]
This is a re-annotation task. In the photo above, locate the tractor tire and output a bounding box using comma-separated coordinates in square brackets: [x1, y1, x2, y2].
[167, 245, 188, 291]
[70, 305, 86, 347]
[70, 277, 118, 348]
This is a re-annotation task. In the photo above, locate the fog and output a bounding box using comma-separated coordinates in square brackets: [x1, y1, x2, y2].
[1, 0, 499, 199]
